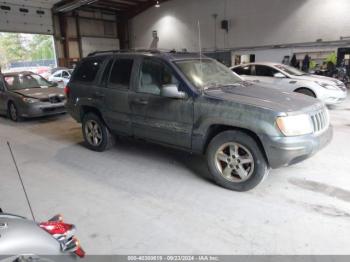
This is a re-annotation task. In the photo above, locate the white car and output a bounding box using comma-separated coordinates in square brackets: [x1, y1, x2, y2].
[231, 62, 347, 105]
[48, 69, 73, 87]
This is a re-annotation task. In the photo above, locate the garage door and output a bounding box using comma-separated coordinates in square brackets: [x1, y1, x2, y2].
[0, 0, 60, 34]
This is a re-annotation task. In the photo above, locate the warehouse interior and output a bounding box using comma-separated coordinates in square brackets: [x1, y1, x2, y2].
[0, 0, 349, 258]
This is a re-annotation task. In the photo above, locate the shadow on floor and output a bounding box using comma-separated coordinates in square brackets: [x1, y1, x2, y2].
[58, 135, 214, 187]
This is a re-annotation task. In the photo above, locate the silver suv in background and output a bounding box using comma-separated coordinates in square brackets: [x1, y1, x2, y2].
[231, 62, 347, 105]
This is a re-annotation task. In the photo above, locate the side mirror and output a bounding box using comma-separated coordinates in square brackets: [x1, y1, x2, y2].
[161, 84, 187, 99]
[274, 72, 286, 78]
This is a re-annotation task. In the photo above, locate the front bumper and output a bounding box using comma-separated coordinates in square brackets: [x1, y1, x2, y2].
[319, 89, 347, 105]
[261, 125, 333, 169]
[19, 102, 66, 118]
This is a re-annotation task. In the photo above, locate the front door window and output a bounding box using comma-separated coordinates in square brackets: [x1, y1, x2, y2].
[138, 59, 179, 95]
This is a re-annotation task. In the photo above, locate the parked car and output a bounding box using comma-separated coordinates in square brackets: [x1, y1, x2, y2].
[66, 51, 332, 191]
[41, 67, 68, 79]
[48, 69, 73, 87]
[0, 72, 66, 121]
[231, 62, 347, 105]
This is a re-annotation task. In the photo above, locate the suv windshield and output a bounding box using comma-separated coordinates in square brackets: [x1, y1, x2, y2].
[4, 73, 54, 90]
[175, 59, 242, 90]
[275, 64, 307, 76]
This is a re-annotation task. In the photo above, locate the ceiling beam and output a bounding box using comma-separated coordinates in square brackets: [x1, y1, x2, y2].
[54, 0, 172, 17]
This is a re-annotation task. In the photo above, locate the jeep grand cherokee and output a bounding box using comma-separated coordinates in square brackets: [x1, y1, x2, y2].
[65, 51, 333, 191]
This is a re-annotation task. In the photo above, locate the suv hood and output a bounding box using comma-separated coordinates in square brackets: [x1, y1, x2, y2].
[204, 83, 323, 113]
[10, 87, 64, 99]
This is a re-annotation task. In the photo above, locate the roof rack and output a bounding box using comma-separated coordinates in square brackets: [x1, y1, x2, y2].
[87, 48, 190, 57]
[87, 49, 167, 56]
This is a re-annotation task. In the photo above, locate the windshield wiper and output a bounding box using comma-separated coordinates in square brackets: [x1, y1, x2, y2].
[204, 83, 241, 90]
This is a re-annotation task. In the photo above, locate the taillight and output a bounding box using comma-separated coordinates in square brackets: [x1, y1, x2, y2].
[64, 86, 70, 96]
[39, 221, 73, 235]
[40, 214, 85, 258]
[73, 237, 86, 258]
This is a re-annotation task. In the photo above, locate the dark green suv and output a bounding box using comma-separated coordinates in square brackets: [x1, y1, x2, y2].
[66, 51, 332, 191]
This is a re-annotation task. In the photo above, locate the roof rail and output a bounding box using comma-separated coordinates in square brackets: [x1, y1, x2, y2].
[87, 48, 167, 57]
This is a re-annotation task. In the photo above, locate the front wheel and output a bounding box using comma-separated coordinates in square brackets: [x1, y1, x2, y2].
[82, 113, 115, 152]
[206, 130, 269, 191]
[8, 102, 21, 122]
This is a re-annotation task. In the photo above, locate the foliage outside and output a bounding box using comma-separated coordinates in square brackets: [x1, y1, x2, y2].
[0, 33, 55, 69]
[325, 52, 337, 65]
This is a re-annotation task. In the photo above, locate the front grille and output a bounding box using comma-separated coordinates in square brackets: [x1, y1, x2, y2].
[48, 95, 65, 104]
[40, 95, 65, 103]
[310, 108, 329, 134]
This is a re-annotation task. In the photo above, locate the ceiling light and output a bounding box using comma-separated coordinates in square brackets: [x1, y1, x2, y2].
[155, 1, 160, 8]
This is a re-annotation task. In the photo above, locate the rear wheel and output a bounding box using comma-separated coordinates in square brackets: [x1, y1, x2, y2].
[295, 88, 316, 98]
[206, 130, 269, 191]
[8, 102, 21, 122]
[82, 113, 115, 152]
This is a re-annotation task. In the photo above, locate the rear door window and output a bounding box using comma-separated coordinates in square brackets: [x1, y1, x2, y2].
[73, 57, 105, 83]
[62, 71, 70, 78]
[108, 58, 134, 89]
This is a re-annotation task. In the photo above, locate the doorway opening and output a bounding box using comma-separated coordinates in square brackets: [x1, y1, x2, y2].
[0, 32, 56, 78]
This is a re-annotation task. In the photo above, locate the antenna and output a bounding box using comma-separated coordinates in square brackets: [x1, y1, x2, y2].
[197, 20, 202, 61]
[197, 20, 204, 93]
[7, 142, 36, 222]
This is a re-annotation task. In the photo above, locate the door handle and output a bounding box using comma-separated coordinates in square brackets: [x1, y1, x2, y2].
[133, 98, 148, 105]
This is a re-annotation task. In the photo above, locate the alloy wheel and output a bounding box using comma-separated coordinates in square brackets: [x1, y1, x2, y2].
[85, 120, 103, 146]
[214, 142, 255, 182]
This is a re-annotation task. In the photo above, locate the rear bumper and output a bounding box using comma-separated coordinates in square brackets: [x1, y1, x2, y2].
[65, 103, 81, 122]
[261, 125, 333, 169]
[19, 102, 66, 118]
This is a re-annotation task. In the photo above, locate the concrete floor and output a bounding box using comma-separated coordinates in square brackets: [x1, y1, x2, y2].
[1, 97, 350, 255]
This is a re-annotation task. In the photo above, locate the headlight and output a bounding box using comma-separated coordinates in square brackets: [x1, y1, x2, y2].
[22, 97, 39, 103]
[315, 81, 338, 90]
[276, 114, 313, 136]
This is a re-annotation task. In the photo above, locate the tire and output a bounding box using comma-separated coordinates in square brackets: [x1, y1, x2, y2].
[82, 112, 115, 152]
[8, 102, 21, 122]
[295, 88, 316, 98]
[206, 130, 269, 192]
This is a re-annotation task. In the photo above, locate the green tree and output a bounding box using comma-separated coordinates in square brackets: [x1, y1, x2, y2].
[28, 34, 55, 60]
[0, 33, 55, 69]
[0, 33, 29, 68]
[325, 52, 337, 65]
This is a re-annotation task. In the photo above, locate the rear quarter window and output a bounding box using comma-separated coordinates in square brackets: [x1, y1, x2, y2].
[72, 57, 106, 83]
